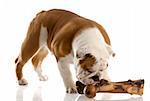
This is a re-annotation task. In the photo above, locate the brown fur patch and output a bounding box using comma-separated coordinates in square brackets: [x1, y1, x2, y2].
[79, 53, 96, 70]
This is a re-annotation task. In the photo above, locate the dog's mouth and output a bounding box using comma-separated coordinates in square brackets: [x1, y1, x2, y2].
[90, 75, 100, 81]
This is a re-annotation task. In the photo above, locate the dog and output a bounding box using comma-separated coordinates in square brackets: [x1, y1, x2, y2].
[15, 9, 115, 93]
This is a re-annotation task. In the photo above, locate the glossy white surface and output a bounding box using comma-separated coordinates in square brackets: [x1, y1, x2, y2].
[0, 0, 149, 101]
[16, 83, 144, 101]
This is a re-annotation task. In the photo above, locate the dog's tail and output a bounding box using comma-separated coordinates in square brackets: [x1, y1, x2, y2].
[15, 56, 19, 64]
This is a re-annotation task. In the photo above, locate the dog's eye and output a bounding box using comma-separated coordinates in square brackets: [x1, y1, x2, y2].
[99, 69, 103, 72]
[87, 70, 93, 73]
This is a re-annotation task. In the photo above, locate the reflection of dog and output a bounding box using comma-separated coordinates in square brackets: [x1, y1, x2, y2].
[15, 9, 115, 93]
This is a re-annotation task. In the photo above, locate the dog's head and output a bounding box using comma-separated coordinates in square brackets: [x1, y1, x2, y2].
[75, 53, 109, 85]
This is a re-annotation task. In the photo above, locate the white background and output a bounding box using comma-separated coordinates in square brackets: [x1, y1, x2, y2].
[0, 0, 150, 101]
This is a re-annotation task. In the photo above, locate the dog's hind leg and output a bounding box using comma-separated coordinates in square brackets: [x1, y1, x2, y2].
[15, 19, 41, 85]
[32, 46, 49, 81]
[15, 38, 39, 85]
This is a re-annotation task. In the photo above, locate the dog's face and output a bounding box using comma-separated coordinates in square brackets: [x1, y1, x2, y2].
[75, 53, 109, 85]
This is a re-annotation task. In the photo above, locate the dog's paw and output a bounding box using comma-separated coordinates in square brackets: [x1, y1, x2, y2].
[18, 78, 28, 85]
[66, 86, 77, 93]
[39, 75, 48, 81]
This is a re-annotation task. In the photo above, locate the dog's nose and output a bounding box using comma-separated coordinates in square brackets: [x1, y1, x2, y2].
[91, 75, 99, 81]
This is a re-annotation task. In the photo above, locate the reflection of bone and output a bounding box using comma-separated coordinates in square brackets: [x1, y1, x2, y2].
[76, 79, 144, 98]
[77, 95, 143, 101]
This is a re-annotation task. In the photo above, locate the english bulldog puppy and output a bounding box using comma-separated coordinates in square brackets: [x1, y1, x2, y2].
[15, 9, 115, 93]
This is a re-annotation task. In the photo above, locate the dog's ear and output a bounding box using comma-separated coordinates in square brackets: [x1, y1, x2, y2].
[105, 44, 115, 57]
[79, 53, 96, 70]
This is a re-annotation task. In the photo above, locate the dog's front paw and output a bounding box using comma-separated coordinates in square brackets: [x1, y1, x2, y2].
[66, 86, 77, 93]
[18, 78, 28, 85]
[39, 75, 48, 81]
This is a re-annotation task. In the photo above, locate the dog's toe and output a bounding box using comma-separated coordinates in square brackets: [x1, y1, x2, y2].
[39, 75, 48, 81]
[66, 87, 77, 93]
[18, 78, 28, 85]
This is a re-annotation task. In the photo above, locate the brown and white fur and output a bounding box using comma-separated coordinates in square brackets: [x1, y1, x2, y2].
[15, 9, 115, 93]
